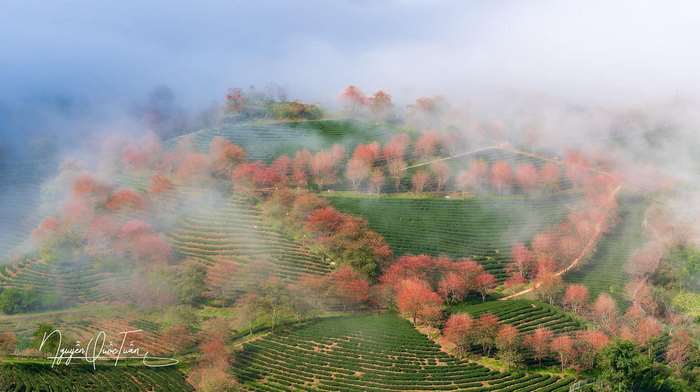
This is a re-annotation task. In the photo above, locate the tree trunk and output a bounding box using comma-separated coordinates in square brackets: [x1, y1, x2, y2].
[559, 353, 564, 372]
[271, 308, 277, 331]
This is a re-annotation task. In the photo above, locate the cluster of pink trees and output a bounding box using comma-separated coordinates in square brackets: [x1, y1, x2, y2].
[376, 255, 497, 324]
[119, 132, 163, 171]
[553, 285, 669, 362]
[187, 318, 237, 391]
[623, 204, 687, 284]
[454, 160, 562, 195]
[346, 141, 385, 192]
[294, 266, 371, 310]
[443, 313, 610, 371]
[228, 260, 373, 337]
[339, 85, 394, 120]
[232, 145, 347, 192]
[343, 130, 459, 193]
[115, 219, 172, 264]
[504, 179, 618, 290]
[32, 171, 172, 266]
[262, 188, 392, 277]
[117, 132, 348, 196]
[210, 136, 247, 178]
[130, 122, 623, 200]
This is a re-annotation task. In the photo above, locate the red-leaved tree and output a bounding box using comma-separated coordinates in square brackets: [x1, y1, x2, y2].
[352, 142, 381, 164]
[490, 161, 513, 193]
[438, 272, 468, 304]
[209, 136, 246, 178]
[523, 326, 553, 366]
[339, 85, 367, 112]
[431, 161, 450, 191]
[593, 293, 618, 333]
[415, 131, 441, 159]
[346, 158, 371, 190]
[443, 314, 473, 356]
[383, 133, 410, 161]
[539, 162, 561, 190]
[369, 90, 392, 119]
[149, 174, 174, 194]
[495, 324, 521, 369]
[508, 242, 535, 282]
[311, 149, 342, 189]
[515, 163, 538, 193]
[412, 170, 430, 193]
[474, 273, 497, 302]
[551, 335, 575, 371]
[474, 313, 499, 355]
[395, 278, 442, 325]
[105, 188, 145, 211]
[562, 284, 589, 314]
[666, 329, 692, 374]
[328, 266, 370, 308]
[368, 169, 385, 193]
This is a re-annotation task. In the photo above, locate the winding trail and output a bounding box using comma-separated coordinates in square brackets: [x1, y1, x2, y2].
[499, 184, 622, 300]
[402, 144, 505, 170]
[404, 143, 616, 178]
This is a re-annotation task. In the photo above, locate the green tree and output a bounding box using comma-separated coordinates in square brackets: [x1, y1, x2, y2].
[597, 340, 690, 392]
[32, 323, 60, 355]
[176, 262, 207, 306]
[234, 277, 295, 332]
[0, 288, 43, 314]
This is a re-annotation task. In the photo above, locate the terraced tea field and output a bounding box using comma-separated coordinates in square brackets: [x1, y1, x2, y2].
[171, 119, 391, 162]
[0, 363, 192, 391]
[0, 258, 133, 306]
[0, 158, 51, 260]
[167, 192, 331, 296]
[325, 193, 577, 280]
[451, 300, 585, 335]
[565, 197, 648, 305]
[235, 314, 575, 391]
[0, 305, 171, 355]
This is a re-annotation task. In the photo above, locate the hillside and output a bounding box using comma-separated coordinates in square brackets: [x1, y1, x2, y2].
[565, 196, 648, 304]
[234, 313, 575, 391]
[170, 119, 393, 162]
[1, 112, 696, 391]
[0, 157, 54, 260]
[325, 192, 576, 280]
[167, 192, 332, 298]
[0, 363, 193, 391]
[451, 300, 585, 336]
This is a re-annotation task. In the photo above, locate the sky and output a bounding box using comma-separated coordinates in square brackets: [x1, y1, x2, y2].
[2, 0, 700, 147]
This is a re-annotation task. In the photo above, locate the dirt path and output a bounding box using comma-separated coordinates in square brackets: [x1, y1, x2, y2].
[402, 144, 505, 170]
[499, 185, 622, 300]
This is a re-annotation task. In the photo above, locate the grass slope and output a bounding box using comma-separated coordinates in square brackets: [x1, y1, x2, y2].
[235, 314, 574, 391]
[565, 196, 648, 305]
[325, 193, 575, 280]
